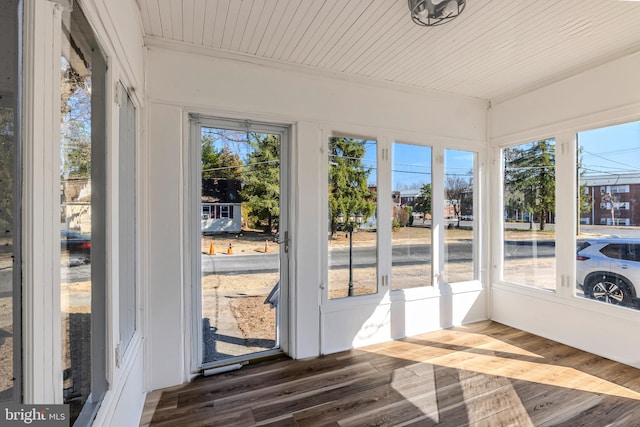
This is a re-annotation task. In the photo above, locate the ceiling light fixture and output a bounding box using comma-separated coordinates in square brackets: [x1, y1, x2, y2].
[408, 0, 466, 27]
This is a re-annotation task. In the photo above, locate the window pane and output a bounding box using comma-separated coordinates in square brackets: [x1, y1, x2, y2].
[503, 139, 556, 290]
[328, 138, 377, 298]
[391, 143, 432, 290]
[61, 2, 108, 421]
[119, 85, 136, 354]
[577, 121, 640, 310]
[0, 0, 20, 404]
[444, 149, 476, 283]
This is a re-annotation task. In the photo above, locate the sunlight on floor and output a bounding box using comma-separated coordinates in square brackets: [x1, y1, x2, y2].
[367, 330, 640, 401]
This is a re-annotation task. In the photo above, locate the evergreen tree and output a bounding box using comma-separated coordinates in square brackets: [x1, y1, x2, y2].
[201, 134, 242, 180]
[241, 133, 280, 233]
[414, 183, 432, 223]
[328, 137, 375, 234]
[504, 139, 555, 231]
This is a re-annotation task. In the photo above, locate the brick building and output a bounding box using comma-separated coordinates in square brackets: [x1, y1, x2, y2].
[580, 173, 640, 226]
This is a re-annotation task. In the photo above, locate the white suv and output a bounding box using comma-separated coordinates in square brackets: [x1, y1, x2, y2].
[576, 238, 640, 308]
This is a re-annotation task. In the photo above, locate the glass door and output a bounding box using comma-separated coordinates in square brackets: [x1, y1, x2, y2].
[193, 118, 288, 367]
[0, 0, 21, 404]
[60, 3, 108, 423]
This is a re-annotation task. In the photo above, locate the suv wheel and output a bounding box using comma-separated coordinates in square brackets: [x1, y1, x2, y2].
[585, 274, 634, 306]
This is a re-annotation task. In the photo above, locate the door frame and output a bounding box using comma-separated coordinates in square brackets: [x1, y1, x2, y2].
[186, 114, 290, 373]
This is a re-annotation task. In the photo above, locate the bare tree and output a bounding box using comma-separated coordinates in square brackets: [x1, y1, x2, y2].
[445, 175, 471, 228]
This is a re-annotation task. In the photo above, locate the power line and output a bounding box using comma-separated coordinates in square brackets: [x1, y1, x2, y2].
[581, 149, 640, 172]
[202, 159, 278, 173]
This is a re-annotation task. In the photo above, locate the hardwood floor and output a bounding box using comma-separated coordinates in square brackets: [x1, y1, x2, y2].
[140, 321, 640, 426]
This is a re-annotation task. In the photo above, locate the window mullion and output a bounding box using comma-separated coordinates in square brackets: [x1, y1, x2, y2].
[377, 137, 391, 293]
[556, 132, 577, 298]
[432, 147, 445, 287]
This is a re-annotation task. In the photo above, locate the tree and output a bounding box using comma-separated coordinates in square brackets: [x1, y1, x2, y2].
[445, 175, 471, 227]
[201, 134, 242, 180]
[328, 138, 375, 234]
[576, 147, 592, 228]
[0, 106, 15, 232]
[241, 133, 280, 233]
[61, 60, 91, 179]
[504, 139, 555, 231]
[414, 183, 432, 223]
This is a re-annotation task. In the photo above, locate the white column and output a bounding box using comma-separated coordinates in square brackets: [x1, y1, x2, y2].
[22, 0, 65, 404]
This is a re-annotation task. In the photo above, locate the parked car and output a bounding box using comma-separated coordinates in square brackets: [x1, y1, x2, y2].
[61, 230, 91, 263]
[576, 238, 640, 307]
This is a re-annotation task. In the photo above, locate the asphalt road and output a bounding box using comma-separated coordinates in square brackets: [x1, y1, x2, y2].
[196, 241, 554, 277]
[61, 226, 640, 282]
[61, 240, 558, 282]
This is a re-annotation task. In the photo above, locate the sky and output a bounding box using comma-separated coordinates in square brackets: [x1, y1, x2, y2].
[578, 121, 640, 177]
[367, 120, 640, 190]
[204, 119, 640, 189]
[361, 141, 475, 191]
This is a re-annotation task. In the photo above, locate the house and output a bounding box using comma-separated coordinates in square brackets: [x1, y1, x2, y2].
[399, 188, 421, 208]
[61, 178, 92, 233]
[4, 0, 640, 425]
[200, 178, 242, 234]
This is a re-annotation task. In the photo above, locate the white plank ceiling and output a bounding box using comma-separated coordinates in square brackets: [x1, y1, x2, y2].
[136, 0, 640, 101]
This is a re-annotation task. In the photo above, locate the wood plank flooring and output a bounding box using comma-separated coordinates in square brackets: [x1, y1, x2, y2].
[140, 321, 640, 426]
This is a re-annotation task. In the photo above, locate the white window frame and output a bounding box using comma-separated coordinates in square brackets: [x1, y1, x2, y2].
[494, 134, 566, 294]
[117, 81, 138, 358]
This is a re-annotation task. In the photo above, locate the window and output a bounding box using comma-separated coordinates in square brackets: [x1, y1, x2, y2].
[444, 149, 476, 283]
[328, 137, 377, 298]
[118, 83, 137, 356]
[391, 143, 432, 290]
[577, 121, 640, 310]
[502, 139, 556, 290]
[610, 185, 630, 194]
[60, 2, 108, 422]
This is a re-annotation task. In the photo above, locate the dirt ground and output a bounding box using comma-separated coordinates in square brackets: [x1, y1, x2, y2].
[228, 296, 275, 343]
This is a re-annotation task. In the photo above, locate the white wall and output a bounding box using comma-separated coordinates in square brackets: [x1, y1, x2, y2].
[489, 50, 640, 369]
[491, 51, 640, 143]
[145, 43, 487, 389]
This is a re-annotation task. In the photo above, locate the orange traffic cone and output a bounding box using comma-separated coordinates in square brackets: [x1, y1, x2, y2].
[209, 241, 215, 255]
[264, 240, 269, 253]
[227, 242, 233, 255]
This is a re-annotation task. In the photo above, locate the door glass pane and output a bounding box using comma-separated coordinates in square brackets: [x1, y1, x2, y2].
[577, 121, 640, 310]
[0, 0, 20, 404]
[391, 143, 432, 290]
[444, 149, 476, 283]
[200, 127, 281, 364]
[502, 139, 556, 290]
[119, 85, 136, 354]
[328, 138, 377, 298]
[61, 3, 107, 421]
